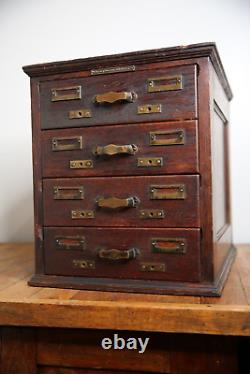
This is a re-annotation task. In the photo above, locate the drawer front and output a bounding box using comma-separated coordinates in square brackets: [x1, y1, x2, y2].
[44, 227, 201, 282]
[43, 175, 200, 227]
[40, 64, 197, 129]
[42, 120, 198, 177]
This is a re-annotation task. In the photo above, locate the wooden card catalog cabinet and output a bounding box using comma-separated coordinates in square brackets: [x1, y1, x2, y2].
[23, 43, 235, 296]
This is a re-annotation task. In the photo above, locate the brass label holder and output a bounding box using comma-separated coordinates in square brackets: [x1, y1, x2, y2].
[52, 136, 82, 152]
[70, 160, 93, 169]
[69, 109, 92, 119]
[71, 210, 95, 219]
[147, 75, 182, 93]
[151, 238, 186, 254]
[137, 104, 162, 114]
[55, 236, 86, 251]
[91, 65, 135, 75]
[149, 130, 185, 146]
[150, 184, 186, 200]
[51, 86, 82, 101]
[139, 209, 165, 219]
[140, 262, 165, 272]
[137, 157, 163, 167]
[73, 259, 95, 269]
[53, 186, 84, 200]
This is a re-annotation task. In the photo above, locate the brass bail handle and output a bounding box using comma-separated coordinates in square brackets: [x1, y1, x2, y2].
[97, 196, 140, 209]
[94, 91, 137, 104]
[98, 247, 138, 261]
[92, 143, 138, 157]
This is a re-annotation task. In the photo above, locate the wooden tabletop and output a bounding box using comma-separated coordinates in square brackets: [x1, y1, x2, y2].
[0, 243, 250, 336]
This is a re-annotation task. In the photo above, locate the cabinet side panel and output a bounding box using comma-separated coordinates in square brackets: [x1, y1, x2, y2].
[31, 79, 44, 274]
[210, 62, 233, 279]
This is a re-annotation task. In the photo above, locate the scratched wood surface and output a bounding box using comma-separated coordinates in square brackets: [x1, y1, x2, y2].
[0, 243, 249, 336]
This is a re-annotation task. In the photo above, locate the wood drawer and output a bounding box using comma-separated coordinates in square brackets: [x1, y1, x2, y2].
[42, 120, 198, 177]
[40, 64, 197, 129]
[43, 175, 200, 228]
[44, 227, 201, 282]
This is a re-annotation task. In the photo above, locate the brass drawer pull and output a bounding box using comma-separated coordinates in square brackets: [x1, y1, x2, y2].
[93, 144, 138, 157]
[97, 196, 140, 209]
[94, 91, 137, 104]
[98, 248, 137, 261]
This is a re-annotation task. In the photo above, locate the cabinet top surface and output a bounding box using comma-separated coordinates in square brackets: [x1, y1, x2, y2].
[22, 42, 232, 100]
[0, 243, 249, 336]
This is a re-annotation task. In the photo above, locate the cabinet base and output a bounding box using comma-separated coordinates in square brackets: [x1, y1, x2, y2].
[28, 245, 236, 297]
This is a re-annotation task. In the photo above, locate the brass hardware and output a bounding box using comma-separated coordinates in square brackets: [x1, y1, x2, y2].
[69, 109, 92, 119]
[51, 86, 82, 101]
[137, 104, 162, 114]
[147, 75, 182, 93]
[149, 130, 185, 146]
[150, 184, 186, 200]
[98, 248, 137, 261]
[94, 91, 137, 104]
[91, 65, 136, 75]
[139, 209, 165, 219]
[71, 210, 95, 219]
[140, 262, 165, 272]
[151, 238, 186, 254]
[73, 259, 95, 269]
[52, 136, 82, 151]
[55, 236, 85, 250]
[53, 186, 84, 200]
[70, 160, 93, 169]
[93, 144, 138, 157]
[137, 157, 163, 167]
[97, 196, 140, 209]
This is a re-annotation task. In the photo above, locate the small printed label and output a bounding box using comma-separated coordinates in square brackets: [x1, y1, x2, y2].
[101, 333, 149, 354]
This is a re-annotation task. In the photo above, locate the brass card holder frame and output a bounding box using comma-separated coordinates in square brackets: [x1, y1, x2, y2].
[53, 186, 84, 200]
[150, 184, 186, 200]
[149, 130, 185, 146]
[51, 86, 82, 101]
[52, 136, 82, 152]
[147, 75, 183, 93]
[151, 238, 186, 254]
[55, 236, 86, 251]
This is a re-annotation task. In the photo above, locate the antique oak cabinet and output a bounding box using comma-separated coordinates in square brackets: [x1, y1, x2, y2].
[23, 42, 235, 296]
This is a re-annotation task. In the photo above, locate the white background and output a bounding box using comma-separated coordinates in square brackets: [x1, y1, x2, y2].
[0, 0, 249, 243]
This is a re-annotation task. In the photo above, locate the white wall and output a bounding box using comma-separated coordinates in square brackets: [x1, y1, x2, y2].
[0, 0, 249, 243]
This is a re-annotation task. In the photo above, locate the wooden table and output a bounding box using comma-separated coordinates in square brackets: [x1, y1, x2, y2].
[1, 243, 250, 373]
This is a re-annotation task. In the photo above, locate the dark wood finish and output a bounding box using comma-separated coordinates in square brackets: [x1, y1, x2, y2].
[23, 43, 234, 296]
[39, 64, 197, 129]
[42, 120, 199, 177]
[1, 327, 36, 374]
[22, 42, 232, 101]
[43, 175, 200, 227]
[43, 227, 201, 282]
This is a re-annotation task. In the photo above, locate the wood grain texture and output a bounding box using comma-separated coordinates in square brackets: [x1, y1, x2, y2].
[22, 42, 232, 101]
[0, 244, 249, 336]
[1, 327, 36, 374]
[42, 120, 199, 177]
[39, 64, 197, 129]
[43, 227, 201, 282]
[43, 176, 200, 227]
